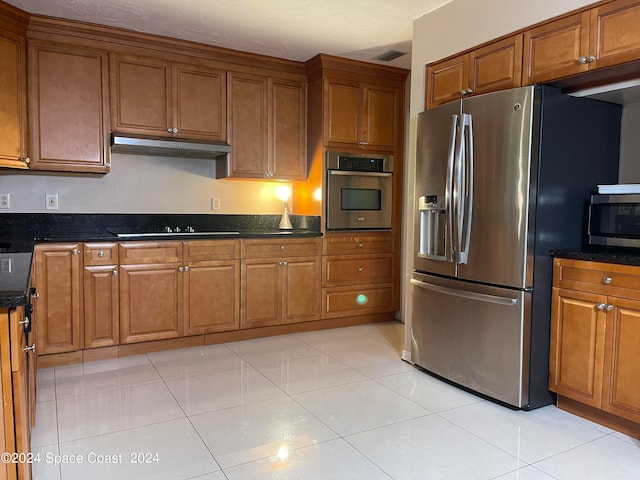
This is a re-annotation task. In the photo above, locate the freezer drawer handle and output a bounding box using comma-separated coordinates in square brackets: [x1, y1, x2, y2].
[410, 279, 518, 306]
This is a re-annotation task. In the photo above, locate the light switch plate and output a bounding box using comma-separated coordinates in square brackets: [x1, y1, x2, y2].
[0, 257, 11, 274]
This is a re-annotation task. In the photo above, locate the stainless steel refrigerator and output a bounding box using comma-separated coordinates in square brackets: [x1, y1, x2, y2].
[411, 85, 621, 409]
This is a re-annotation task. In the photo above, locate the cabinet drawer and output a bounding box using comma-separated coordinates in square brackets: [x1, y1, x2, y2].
[241, 238, 321, 258]
[84, 242, 118, 265]
[323, 254, 393, 286]
[554, 258, 640, 300]
[119, 241, 182, 264]
[183, 240, 239, 261]
[322, 284, 394, 318]
[323, 233, 393, 255]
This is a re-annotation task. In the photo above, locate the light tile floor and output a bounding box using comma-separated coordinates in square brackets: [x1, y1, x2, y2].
[31, 322, 640, 480]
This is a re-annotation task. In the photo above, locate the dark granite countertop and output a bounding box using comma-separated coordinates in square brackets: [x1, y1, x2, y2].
[551, 248, 640, 266]
[0, 213, 322, 307]
[0, 253, 33, 308]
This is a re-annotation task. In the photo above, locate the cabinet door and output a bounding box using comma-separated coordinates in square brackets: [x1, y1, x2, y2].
[590, 0, 640, 70]
[28, 42, 110, 173]
[34, 244, 82, 355]
[184, 260, 239, 335]
[282, 257, 321, 324]
[425, 54, 468, 109]
[470, 35, 523, 96]
[549, 287, 606, 408]
[110, 54, 170, 136]
[9, 308, 32, 480]
[602, 297, 640, 423]
[271, 78, 307, 180]
[173, 63, 226, 140]
[0, 30, 28, 169]
[241, 259, 281, 328]
[523, 12, 590, 85]
[226, 72, 269, 178]
[119, 263, 182, 343]
[324, 79, 360, 146]
[83, 265, 119, 348]
[361, 84, 399, 150]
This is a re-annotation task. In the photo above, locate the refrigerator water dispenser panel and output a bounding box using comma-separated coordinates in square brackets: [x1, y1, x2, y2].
[419, 195, 446, 260]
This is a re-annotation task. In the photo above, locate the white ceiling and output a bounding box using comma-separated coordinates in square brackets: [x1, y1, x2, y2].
[6, 0, 454, 69]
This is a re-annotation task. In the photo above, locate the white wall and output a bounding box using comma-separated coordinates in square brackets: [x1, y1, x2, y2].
[402, 0, 596, 357]
[0, 153, 290, 214]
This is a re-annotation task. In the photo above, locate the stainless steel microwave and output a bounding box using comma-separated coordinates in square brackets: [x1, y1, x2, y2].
[588, 194, 640, 248]
[325, 151, 393, 230]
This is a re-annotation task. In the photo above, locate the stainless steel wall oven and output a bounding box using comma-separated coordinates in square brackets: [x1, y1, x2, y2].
[325, 151, 393, 230]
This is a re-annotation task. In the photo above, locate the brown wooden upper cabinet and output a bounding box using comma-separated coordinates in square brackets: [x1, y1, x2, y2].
[222, 72, 306, 180]
[324, 78, 400, 150]
[28, 41, 111, 173]
[524, 0, 640, 84]
[0, 27, 28, 169]
[110, 53, 227, 141]
[426, 35, 523, 109]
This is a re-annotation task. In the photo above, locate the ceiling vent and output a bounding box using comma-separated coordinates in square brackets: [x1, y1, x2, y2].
[374, 49, 406, 62]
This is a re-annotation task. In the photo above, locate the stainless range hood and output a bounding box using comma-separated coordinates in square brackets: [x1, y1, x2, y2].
[110, 134, 231, 159]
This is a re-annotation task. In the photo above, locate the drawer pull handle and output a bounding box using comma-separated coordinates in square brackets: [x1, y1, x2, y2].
[603, 276, 613, 285]
[596, 303, 606, 311]
[357, 243, 364, 248]
[358, 267, 364, 272]
[98, 251, 105, 257]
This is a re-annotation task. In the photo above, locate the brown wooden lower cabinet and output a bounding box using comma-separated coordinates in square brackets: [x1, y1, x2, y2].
[83, 264, 120, 348]
[550, 258, 640, 435]
[241, 255, 321, 328]
[119, 262, 183, 344]
[184, 260, 240, 335]
[34, 243, 82, 354]
[240, 238, 322, 329]
[1, 307, 35, 480]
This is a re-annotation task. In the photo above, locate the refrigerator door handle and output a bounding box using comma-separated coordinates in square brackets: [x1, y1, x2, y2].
[410, 278, 518, 306]
[445, 114, 458, 262]
[458, 114, 474, 264]
[453, 113, 466, 264]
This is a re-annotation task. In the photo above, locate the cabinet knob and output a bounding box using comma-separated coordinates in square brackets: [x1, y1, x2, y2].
[357, 243, 364, 248]
[358, 141, 368, 145]
[280, 245, 285, 251]
[24, 157, 30, 164]
[279, 261, 288, 266]
[98, 251, 105, 257]
[577, 56, 588, 64]
[586, 55, 596, 63]
[112, 269, 118, 276]
[179, 266, 184, 272]
[168, 128, 178, 134]
[596, 303, 606, 311]
[605, 304, 614, 312]
[23, 344, 36, 353]
[19, 318, 30, 327]
[31, 290, 39, 299]
[184, 266, 190, 272]
[72, 249, 79, 255]
[357, 267, 364, 272]
[603, 276, 613, 285]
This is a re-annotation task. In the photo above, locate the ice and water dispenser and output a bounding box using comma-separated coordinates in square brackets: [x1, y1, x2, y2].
[418, 195, 446, 260]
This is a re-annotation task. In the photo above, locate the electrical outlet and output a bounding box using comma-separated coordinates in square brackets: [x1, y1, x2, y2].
[211, 197, 221, 211]
[0, 193, 9, 209]
[46, 193, 59, 210]
[0, 257, 11, 274]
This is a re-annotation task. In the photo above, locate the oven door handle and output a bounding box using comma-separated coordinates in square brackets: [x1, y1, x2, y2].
[328, 170, 392, 178]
